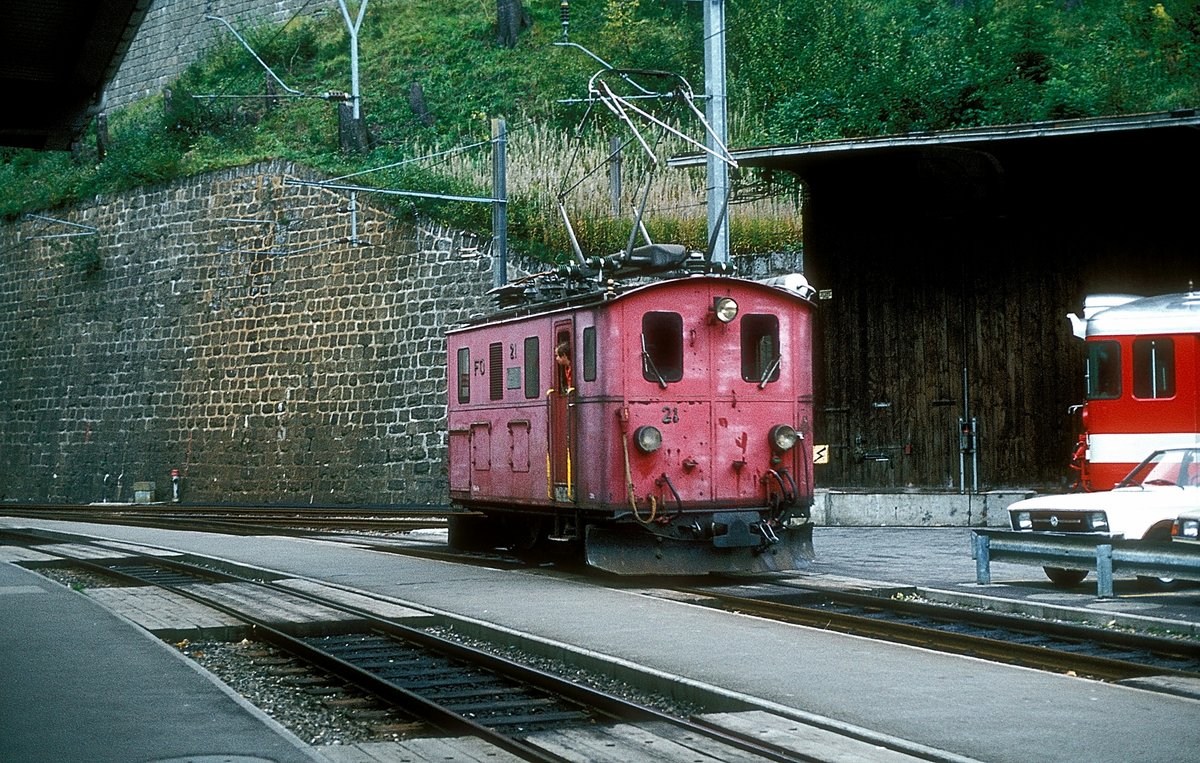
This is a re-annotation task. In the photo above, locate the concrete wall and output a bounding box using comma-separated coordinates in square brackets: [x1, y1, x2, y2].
[813, 490, 1033, 528]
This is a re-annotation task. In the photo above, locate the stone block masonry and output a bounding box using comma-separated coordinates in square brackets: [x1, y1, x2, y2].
[0, 160, 798, 507]
[105, 0, 325, 111]
[0, 161, 500, 506]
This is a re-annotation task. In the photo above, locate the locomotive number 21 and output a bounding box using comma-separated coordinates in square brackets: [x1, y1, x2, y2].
[661, 406, 679, 424]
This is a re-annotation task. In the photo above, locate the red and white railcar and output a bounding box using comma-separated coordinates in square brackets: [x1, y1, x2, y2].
[1069, 290, 1200, 491]
[446, 256, 816, 574]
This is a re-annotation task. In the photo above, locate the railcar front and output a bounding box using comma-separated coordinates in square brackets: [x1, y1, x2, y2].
[583, 275, 816, 574]
[445, 273, 817, 575]
[1069, 291, 1200, 490]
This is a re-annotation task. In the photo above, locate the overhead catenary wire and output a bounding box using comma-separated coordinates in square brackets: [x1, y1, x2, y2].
[197, 8, 358, 103]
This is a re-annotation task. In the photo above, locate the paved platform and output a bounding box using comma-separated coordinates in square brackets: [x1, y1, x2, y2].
[0, 558, 321, 763]
[2, 518, 1199, 763]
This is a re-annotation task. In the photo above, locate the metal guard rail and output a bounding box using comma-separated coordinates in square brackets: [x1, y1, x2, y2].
[971, 528, 1200, 598]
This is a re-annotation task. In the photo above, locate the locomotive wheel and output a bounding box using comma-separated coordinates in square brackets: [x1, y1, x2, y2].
[447, 513, 499, 552]
[1043, 566, 1088, 586]
[505, 518, 545, 552]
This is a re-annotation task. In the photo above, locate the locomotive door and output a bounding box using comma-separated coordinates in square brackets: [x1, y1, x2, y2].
[549, 320, 575, 502]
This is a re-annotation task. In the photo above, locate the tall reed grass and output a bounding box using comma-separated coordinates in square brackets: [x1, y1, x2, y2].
[409, 117, 802, 261]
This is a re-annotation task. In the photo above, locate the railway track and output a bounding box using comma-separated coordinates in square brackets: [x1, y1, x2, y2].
[0, 502, 451, 535]
[2, 527, 944, 762]
[16, 501, 1194, 687]
[308, 532, 1200, 686]
[8, 514, 1198, 756]
[682, 582, 1200, 684]
[339, 539, 1200, 686]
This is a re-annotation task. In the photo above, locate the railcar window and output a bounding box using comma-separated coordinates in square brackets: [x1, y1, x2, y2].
[457, 347, 470, 403]
[1133, 338, 1175, 399]
[741, 314, 781, 385]
[1086, 341, 1121, 400]
[642, 312, 683, 384]
[582, 326, 597, 382]
[489, 342, 503, 400]
[524, 337, 539, 399]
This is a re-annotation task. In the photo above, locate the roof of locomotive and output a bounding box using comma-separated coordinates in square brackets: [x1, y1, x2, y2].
[1084, 291, 1200, 336]
[447, 273, 814, 335]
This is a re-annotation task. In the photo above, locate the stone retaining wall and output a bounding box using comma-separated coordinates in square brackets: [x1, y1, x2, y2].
[0, 160, 803, 506]
[106, 0, 324, 111]
[0, 161, 502, 504]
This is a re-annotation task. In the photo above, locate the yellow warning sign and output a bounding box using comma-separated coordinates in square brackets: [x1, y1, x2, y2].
[813, 444, 829, 464]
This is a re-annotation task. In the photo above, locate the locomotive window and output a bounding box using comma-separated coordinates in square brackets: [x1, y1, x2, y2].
[582, 326, 597, 382]
[1086, 341, 1121, 400]
[489, 342, 503, 400]
[523, 336, 539, 399]
[642, 312, 683, 384]
[456, 347, 470, 403]
[1133, 338, 1175, 399]
[741, 314, 780, 384]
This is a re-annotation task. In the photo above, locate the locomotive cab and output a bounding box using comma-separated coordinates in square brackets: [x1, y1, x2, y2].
[446, 273, 817, 575]
[1068, 291, 1200, 491]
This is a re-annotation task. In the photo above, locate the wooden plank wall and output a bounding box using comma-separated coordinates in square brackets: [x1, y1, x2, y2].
[788, 126, 1199, 493]
[808, 223, 1088, 492]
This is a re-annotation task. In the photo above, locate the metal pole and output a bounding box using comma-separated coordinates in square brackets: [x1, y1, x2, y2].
[961, 365, 970, 493]
[958, 416, 966, 494]
[703, 0, 730, 264]
[492, 118, 508, 289]
[609, 136, 622, 216]
[338, 1, 369, 121]
[974, 533, 991, 585]
[971, 416, 979, 493]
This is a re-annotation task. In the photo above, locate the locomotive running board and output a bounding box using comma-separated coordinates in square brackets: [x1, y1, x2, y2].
[584, 524, 815, 576]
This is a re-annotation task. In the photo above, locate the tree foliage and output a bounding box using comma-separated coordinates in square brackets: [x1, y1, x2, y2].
[1, 0, 1196, 227]
[729, 0, 1199, 144]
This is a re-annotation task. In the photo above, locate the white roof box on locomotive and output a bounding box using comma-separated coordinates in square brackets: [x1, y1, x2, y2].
[760, 273, 816, 301]
[1067, 290, 1200, 338]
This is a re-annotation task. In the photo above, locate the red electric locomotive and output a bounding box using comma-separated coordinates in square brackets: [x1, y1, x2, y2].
[445, 246, 817, 575]
[1068, 290, 1200, 491]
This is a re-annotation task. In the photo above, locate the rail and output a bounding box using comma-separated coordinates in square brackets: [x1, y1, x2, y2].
[971, 528, 1200, 598]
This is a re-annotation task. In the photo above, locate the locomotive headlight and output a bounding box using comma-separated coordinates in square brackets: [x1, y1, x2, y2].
[634, 425, 663, 453]
[769, 424, 799, 452]
[712, 296, 739, 323]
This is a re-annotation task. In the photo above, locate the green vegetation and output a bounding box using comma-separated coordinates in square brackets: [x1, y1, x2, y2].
[1, 0, 1196, 260]
[733, 0, 1200, 142]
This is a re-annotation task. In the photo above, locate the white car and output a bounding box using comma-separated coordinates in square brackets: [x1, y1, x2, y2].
[1008, 448, 1200, 586]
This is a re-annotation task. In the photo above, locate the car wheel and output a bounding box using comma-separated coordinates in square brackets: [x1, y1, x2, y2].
[1136, 529, 1182, 590]
[1043, 566, 1088, 586]
[1137, 575, 1181, 591]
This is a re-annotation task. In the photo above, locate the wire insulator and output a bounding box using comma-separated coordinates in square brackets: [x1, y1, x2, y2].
[560, 1, 570, 41]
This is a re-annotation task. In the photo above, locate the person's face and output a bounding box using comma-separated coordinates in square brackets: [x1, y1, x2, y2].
[556, 352, 569, 367]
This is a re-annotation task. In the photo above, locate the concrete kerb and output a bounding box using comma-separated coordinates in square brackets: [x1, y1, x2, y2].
[813, 490, 1034, 527]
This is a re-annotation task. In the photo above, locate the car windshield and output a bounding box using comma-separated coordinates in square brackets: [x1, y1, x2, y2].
[1118, 449, 1200, 488]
